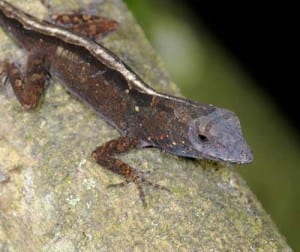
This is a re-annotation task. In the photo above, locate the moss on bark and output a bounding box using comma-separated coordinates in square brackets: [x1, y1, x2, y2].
[0, 0, 291, 251]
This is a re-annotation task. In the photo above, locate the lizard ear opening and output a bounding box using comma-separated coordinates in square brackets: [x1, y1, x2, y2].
[188, 118, 208, 150]
[198, 134, 208, 142]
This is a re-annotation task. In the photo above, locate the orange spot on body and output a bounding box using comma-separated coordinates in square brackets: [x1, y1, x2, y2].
[14, 79, 22, 87]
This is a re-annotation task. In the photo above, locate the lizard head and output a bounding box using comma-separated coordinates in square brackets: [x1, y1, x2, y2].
[186, 107, 253, 164]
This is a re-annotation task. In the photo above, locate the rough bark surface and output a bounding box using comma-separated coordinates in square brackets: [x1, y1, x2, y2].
[0, 0, 291, 251]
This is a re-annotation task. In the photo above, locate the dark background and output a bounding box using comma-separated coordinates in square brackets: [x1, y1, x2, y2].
[186, 1, 297, 133]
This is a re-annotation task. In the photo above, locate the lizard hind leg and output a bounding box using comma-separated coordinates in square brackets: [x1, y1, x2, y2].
[46, 9, 119, 41]
[92, 137, 170, 208]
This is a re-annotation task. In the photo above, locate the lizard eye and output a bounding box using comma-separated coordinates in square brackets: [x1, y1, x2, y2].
[198, 134, 208, 142]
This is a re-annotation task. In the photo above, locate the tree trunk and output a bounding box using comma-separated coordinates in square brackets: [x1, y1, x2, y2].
[0, 0, 291, 250]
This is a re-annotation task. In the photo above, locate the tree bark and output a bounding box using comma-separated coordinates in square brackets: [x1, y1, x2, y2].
[0, 0, 291, 251]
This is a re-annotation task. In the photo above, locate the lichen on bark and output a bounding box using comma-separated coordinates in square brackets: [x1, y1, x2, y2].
[0, 0, 291, 251]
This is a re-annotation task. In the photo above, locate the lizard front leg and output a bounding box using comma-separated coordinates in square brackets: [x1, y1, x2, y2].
[92, 136, 169, 207]
[2, 50, 49, 110]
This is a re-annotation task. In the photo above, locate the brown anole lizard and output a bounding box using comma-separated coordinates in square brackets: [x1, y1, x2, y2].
[0, 0, 253, 207]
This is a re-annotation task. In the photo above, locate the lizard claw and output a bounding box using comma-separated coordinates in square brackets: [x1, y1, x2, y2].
[107, 175, 170, 208]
